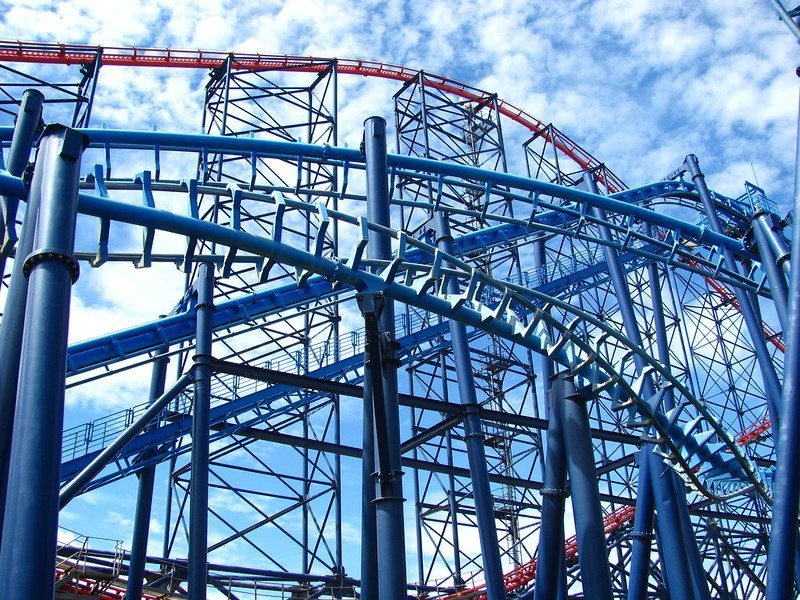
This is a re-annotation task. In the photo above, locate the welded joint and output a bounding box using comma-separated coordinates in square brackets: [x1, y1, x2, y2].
[23, 247, 80, 283]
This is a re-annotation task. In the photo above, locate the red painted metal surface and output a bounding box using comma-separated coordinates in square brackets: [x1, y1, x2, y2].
[437, 505, 637, 599]
[0, 40, 624, 193]
[55, 567, 163, 599]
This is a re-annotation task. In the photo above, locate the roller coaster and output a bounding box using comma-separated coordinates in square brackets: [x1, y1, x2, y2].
[0, 39, 796, 599]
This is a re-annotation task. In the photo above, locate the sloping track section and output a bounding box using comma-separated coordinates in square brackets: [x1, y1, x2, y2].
[0, 40, 790, 599]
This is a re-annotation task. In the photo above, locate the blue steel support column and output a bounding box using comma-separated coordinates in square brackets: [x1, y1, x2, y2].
[533, 371, 569, 600]
[361, 353, 379, 599]
[625, 253, 670, 600]
[557, 374, 614, 600]
[584, 172, 706, 600]
[363, 116, 407, 599]
[752, 210, 792, 280]
[533, 237, 567, 600]
[751, 212, 789, 331]
[685, 155, 783, 427]
[0, 89, 43, 282]
[0, 89, 44, 545]
[0, 124, 87, 599]
[627, 454, 656, 600]
[438, 352, 464, 586]
[766, 87, 800, 600]
[433, 209, 506, 600]
[126, 348, 169, 600]
[188, 262, 214, 597]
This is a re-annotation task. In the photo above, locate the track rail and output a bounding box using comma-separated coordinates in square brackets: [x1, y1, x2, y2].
[0, 39, 625, 192]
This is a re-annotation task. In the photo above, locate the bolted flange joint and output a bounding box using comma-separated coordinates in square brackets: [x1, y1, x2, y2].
[23, 247, 80, 283]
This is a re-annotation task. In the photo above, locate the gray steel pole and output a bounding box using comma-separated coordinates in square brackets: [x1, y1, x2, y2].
[0, 124, 87, 599]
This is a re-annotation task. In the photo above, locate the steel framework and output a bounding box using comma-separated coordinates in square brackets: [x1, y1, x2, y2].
[0, 40, 795, 600]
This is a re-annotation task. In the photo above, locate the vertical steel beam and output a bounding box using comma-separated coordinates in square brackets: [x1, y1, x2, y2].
[0, 89, 43, 281]
[626, 453, 655, 600]
[438, 352, 464, 586]
[531, 238, 568, 600]
[533, 372, 569, 600]
[766, 87, 800, 600]
[0, 124, 86, 599]
[751, 212, 789, 331]
[557, 374, 614, 600]
[0, 89, 43, 544]
[126, 348, 169, 600]
[433, 210, 505, 600]
[188, 262, 214, 597]
[751, 210, 791, 279]
[363, 116, 407, 599]
[360, 350, 379, 599]
[626, 246, 676, 600]
[585, 172, 707, 599]
[685, 155, 783, 427]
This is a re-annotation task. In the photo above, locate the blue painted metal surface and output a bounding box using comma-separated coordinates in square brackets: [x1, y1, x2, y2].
[188, 262, 214, 595]
[434, 210, 506, 600]
[765, 97, 800, 600]
[0, 125, 86, 599]
[0, 113, 782, 599]
[363, 116, 408, 599]
[125, 350, 169, 600]
[0, 90, 43, 545]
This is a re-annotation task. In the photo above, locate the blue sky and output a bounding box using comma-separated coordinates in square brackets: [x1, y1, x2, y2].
[1, 0, 797, 594]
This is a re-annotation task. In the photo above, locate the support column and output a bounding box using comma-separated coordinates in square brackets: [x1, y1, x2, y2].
[188, 262, 214, 597]
[751, 212, 790, 331]
[766, 84, 800, 600]
[0, 124, 87, 599]
[531, 238, 568, 600]
[685, 155, 783, 428]
[126, 348, 169, 600]
[0, 89, 43, 281]
[627, 239, 674, 600]
[585, 172, 707, 600]
[533, 371, 568, 600]
[433, 210, 506, 600]
[0, 89, 44, 545]
[361, 348, 378, 599]
[557, 375, 614, 600]
[439, 352, 464, 587]
[363, 116, 407, 599]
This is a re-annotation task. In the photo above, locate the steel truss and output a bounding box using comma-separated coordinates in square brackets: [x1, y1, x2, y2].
[0, 41, 794, 600]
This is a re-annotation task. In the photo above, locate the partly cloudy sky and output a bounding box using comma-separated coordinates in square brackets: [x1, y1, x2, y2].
[3, 0, 798, 199]
[1, 0, 797, 593]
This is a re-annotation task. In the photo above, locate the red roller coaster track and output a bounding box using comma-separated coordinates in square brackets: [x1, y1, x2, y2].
[0, 39, 625, 193]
